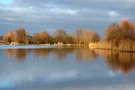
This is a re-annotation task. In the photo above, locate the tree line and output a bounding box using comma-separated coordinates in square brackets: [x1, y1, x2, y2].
[1, 19, 135, 45]
[105, 19, 135, 45]
[2, 28, 100, 45]
[88, 19, 135, 51]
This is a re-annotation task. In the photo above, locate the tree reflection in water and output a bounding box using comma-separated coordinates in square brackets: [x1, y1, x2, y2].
[4, 49, 29, 61]
[51, 48, 74, 61]
[74, 48, 98, 62]
[33, 49, 49, 58]
[95, 49, 135, 75]
[4, 48, 98, 62]
[4, 48, 135, 75]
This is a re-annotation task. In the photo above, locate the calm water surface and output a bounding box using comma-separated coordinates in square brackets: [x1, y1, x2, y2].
[0, 45, 135, 90]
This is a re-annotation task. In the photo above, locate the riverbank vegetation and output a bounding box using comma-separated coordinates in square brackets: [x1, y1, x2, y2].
[0, 28, 100, 45]
[89, 19, 135, 52]
[1, 19, 135, 51]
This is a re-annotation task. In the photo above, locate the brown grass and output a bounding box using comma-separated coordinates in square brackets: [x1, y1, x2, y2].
[89, 40, 135, 52]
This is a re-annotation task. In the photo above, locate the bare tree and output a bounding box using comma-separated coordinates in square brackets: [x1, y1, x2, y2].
[32, 33, 41, 44]
[74, 29, 83, 44]
[14, 28, 28, 43]
[39, 31, 49, 43]
[52, 29, 67, 43]
[74, 29, 100, 44]
[32, 31, 49, 44]
[104, 19, 135, 42]
[2, 30, 14, 43]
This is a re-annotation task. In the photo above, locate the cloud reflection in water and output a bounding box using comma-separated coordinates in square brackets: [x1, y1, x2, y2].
[0, 47, 135, 89]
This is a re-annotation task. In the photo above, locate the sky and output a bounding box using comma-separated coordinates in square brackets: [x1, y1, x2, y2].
[0, 0, 135, 36]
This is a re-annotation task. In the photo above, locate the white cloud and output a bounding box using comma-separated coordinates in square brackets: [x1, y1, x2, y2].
[0, 0, 135, 35]
[108, 11, 119, 17]
[49, 8, 78, 16]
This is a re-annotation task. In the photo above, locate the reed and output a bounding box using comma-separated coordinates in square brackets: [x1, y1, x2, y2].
[89, 40, 135, 52]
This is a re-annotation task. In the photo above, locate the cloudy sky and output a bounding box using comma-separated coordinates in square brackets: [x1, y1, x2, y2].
[0, 0, 135, 36]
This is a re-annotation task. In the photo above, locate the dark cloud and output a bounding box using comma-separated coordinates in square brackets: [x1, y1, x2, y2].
[0, 0, 135, 37]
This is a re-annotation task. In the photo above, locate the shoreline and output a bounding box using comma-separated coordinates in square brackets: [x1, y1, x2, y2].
[0, 43, 85, 47]
[89, 41, 135, 52]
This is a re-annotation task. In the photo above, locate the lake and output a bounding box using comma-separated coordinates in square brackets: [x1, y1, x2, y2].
[0, 45, 135, 90]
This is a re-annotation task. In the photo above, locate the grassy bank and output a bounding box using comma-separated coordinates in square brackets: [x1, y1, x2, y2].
[89, 40, 135, 52]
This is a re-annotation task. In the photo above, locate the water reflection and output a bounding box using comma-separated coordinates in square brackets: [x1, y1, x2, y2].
[33, 49, 49, 58]
[4, 49, 29, 61]
[74, 48, 97, 61]
[2, 47, 135, 89]
[4, 48, 98, 62]
[51, 48, 74, 61]
[95, 50, 135, 75]
[3, 48, 135, 75]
